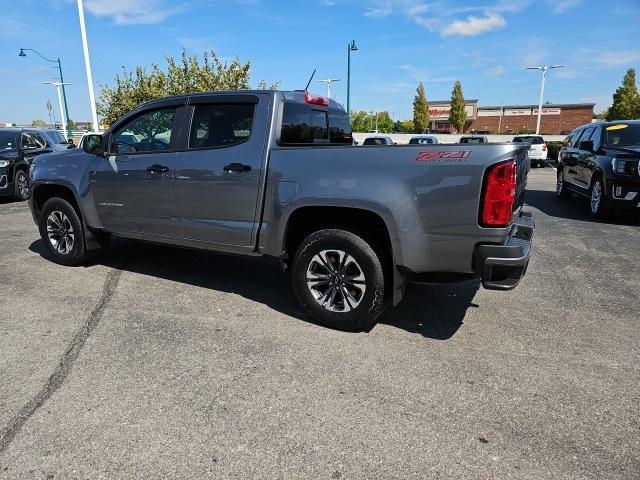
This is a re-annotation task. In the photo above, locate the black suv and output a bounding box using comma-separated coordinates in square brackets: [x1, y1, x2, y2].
[0, 128, 72, 201]
[557, 120, 640, 218]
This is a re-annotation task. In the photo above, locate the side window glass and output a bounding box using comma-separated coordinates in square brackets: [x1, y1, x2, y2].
[571, 129, 585, 148]
[32, 133, 46, 148]
[577, 127, 594, 149]
[21, 133, 39, 148]
[112, 107, 176, 154]
[189, 104, 255, 149]
[588, 126, 602, 151]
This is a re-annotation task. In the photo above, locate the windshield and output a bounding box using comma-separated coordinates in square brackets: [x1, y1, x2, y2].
[0, 131, 17, 151]
[604, 123, 640, 147]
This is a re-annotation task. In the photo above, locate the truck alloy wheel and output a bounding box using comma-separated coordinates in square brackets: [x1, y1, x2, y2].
[46, 211, 75, 254]
[306, 249, 367, 313]
[589, 178, 609, 219]
[38, 197, 89, 266]
[292, 229, 386, 331]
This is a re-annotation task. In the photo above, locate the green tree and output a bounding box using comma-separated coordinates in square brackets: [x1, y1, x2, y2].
[98, 49, 279, 127]
[394, 120, 404, 133]
[31, 119, 47, 127]
[375, 111, 394, 133]
[67, 118, 78, 130]
[449, 80, 467, 133]
[412, 82, 429, 133]
[401, 120, 415, 133]
[606, 68, 640, 120]
[350, 110, 371, 132]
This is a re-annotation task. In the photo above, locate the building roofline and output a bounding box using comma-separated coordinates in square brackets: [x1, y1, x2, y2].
[479, 103, 596, 109]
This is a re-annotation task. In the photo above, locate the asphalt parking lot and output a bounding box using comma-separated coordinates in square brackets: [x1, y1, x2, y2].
[0, 167, 638, 479]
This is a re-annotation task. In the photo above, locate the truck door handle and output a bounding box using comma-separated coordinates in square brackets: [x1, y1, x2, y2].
[223, 163, 251, 173]
[147, 164, 169, 173]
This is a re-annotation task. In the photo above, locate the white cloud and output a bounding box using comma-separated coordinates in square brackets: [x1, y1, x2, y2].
[84, 0, 185, 25]
[365, 1, 518, 37]
[545, 0, 582, 14]
[486, 65, 506, 76]
[442, 13, 506, 36]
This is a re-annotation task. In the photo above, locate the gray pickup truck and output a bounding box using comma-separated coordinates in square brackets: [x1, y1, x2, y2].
[28, 90, 534, 331]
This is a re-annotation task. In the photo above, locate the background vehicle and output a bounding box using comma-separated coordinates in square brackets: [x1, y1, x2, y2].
[513, 135, 547, 167]
[557, 120, 640, 218]
[0, 128, 57, 200]
[363, 136, 395, 145]
[29, 90, 534, 331]
[409, 135, 438, 145]
[459, 135, 488, 144]
[40, 129, 75, 151]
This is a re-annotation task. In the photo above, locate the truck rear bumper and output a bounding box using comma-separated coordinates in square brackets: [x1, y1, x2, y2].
[474, 211, 534, 290]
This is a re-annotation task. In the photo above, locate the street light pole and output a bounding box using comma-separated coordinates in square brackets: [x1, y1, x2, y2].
[526, 64, 563, 134]
[44, 82, 72, 140]
[346, 40, 358, 115]
[76, 0, 100, 131]
[317, 78, 342, 99]
[19, 48, 72, 140]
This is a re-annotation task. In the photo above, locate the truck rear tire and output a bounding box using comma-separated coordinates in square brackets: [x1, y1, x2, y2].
[291, 229, 387, 331]
[38, 197, 91, 266]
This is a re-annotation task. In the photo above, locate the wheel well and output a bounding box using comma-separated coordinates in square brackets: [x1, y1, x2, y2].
[32, 185, 80, 220]
[284, 206, 394, 285]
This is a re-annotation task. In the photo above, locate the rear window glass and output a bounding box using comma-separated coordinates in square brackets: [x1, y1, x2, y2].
[328, 111, 353, 144]
[410, 137, 434, 144]
[514, 136, 543, 144]
[363, 137, 387, 145]
[280, 103, 328, 144]
[460, 137, 485, 143]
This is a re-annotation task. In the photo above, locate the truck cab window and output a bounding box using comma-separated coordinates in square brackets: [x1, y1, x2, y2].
[112, 107, 176, 154]
[189, 104, 255, 149]
[280, 103, 328, 144]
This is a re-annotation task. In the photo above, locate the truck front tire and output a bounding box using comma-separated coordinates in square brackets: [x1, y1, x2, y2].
[291, 229, 387, 331]
[38, 197, 91, 266]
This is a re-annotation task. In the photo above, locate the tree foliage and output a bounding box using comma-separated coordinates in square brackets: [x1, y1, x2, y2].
[449, 80, 467, 133]
[31, 119, 47, 127]
[606, 68, 640, 121]
[98, 49, 280, 127]
[349, 110, 394, 133]
[412, 82, 429, 133]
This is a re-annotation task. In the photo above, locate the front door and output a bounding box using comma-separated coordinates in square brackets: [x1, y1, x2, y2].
[174, 96, 268, 248]
[92, 106, 181, 238]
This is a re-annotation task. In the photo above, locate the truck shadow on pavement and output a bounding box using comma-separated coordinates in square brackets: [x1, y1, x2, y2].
[525, 189, 640, 226]
[29, 238, 479, 340]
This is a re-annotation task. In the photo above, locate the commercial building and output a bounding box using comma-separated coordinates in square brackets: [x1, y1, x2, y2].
[427, 100, 595, 135]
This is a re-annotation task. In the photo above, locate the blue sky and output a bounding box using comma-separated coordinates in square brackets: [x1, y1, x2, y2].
[1, 0, 638, 124]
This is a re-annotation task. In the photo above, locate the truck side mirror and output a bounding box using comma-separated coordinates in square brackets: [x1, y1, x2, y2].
[83, 134, 104, 156]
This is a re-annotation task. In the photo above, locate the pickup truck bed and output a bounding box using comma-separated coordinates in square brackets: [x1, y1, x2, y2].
[29, 90, 534, 331]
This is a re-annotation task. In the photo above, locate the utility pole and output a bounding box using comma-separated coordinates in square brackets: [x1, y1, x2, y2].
[526, 64, 563, 134]
[44, 82, 72, 139]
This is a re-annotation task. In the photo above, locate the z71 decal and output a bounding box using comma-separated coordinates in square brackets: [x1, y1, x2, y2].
[416, 150, 471, 162]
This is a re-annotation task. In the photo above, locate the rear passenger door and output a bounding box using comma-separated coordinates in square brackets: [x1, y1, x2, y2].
[174, 94, 270, 249]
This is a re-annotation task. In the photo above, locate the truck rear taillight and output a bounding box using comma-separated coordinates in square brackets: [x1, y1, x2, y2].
[305, 92, 329, 107]
[542, 144, 547, 151]
[480, 159, 516, 228]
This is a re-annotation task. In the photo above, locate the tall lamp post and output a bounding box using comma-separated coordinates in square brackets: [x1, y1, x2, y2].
[346, 40, 358, 115]
[76, 0, 100, 132]
[19, 48, 72, 140]
[43, 82, 72, 140]
[526, 64, 563, 134]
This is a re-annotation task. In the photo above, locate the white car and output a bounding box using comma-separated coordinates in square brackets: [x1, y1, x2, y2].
[513, 135, 547, 167]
